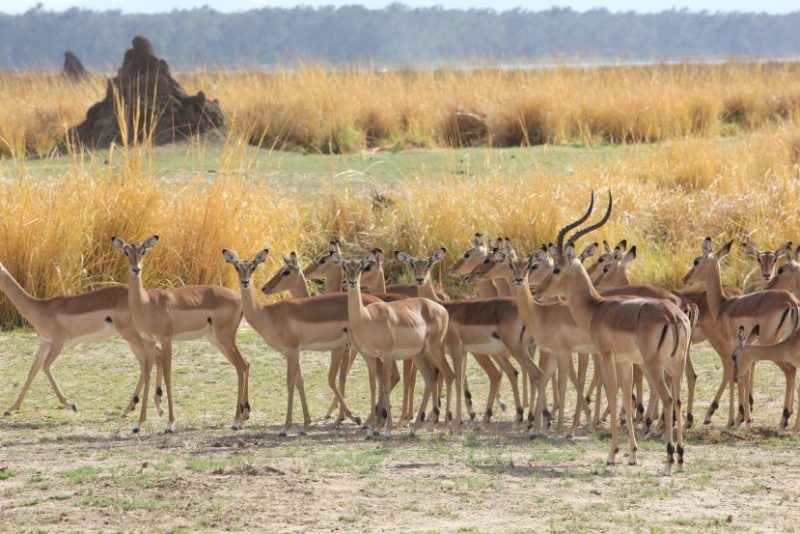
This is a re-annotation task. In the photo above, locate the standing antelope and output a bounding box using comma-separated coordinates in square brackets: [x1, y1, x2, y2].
[683, 238, 800, 429]
[224, 248, 384, 435]
[394, 248, 543, 430]
[333, 252, 451, 437]
[536, 192, 690, 475]
[0, 262, 158, 432]
[113, 236, 250, 433]
[743, 240, 792, 286]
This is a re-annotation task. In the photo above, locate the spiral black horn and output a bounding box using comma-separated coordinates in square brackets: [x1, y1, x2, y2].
[555, 191, 595, 260]
[567, 191, 613, 249]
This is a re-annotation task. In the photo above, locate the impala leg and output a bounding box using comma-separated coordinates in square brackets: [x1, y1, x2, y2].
[599, 354, 619, 466]
[40, 341, 71, 411]
[153, 349, 165, 417]
[159, 338, 176, 433]
[412, 355, 435, 436]
[531, 352, 557, 435]
[294, 363, 312, 435]
[210, 333, 250, 429]
[748, 363, 756, 414]
[5, 339, 52, 415]
[684, 353, 697, 428]
[495, 356, 523, 423]
[521, 367, 529, 409]
[673, 364, 686, 473]
[550, 369, 559, 417]
[703, 355, 731, 426]
[449, 347, 466, 433]
[400, 360, 413, 422]
[281, 349, 300, 437]
[618, 361, 638, 465]
[591, 354, 604, 427]
[792, 376, 800, 436]
[572, 353, 590, 434]
[736, 360, 752, 430]
[633, 364, 645, 424]
[776, 362, 796, 430]
[380, 357, 394, 439]
[117, 326, 156, 432]
[327, 347, 354, 426]
[643, 364, 675, 476]
[363, 356, 380, 434]
[556, 355, 569, 432]
[472, 353, 501, 424]
[490, 355, 509, 412]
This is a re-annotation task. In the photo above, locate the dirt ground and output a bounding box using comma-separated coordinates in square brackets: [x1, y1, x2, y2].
[2, 328, 799, 533]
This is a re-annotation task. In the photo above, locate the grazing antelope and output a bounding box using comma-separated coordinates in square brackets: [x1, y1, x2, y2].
[732, 324, 800, 434]
[536, 192, 690, 475]
[683, 238, 800, 429]
[113, 236, 250, 433]
[0, 262, 159, 432]
[334, 252, 451, 437]
[395, 248, 543, 430]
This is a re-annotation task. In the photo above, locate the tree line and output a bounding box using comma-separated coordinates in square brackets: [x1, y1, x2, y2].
[2, 4, 800, 69]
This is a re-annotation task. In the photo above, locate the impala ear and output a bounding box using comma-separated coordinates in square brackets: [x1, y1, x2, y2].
[329, 240, 342, 254]
[329, 252, 343, 265]
[701, 237, 713, 255]
[615, 239, 627, 253]
[430, 247, 447, 264]
[395, 251, 412, 265]
[493, 251, 507, 263]
[717, 240, 733, 260]
[620, 245, 637, 266]
[472, 233, 486, 248]
[547, 243, 559, 258]
[253, 249, 269, 266]
[371, 248, 384, 266]
[142, 235, 160, 250]
[776, 241, 793, 258]
[579, 242, 598, 262]
[111, 236, 126, 249]
[533, 246, 550, 263]
[526, 253, 539, 270]
[222, 249, 238, 264]
[285, 251, 299, 268]
[742, 241, 759, 258]
[602, 240, 612, 254]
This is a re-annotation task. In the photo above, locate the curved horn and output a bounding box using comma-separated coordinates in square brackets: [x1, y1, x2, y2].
[555, 190, 595, 258]
[567, 191, 613, 248]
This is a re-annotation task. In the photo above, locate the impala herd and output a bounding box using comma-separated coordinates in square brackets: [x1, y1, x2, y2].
[4, 191, 800, 476]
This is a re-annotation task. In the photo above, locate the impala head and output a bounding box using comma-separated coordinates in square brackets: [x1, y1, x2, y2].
[682, 237, 733, 286]
[395, 248, 447, 286]
[449, 234, 489, 276]
[534, 191, 613, 299]
[765, 244, 800, 293]
[586, 239, 624, 280]
[593, 245, 637, 289]
[359, 248, 385, 288]
[261, 251, 301, 295]
[112, 235, 160, 277]
[743, 240, 792, 283]
[222, 248, 269, 289]
[505, 252, 543, 288]
[302, 240, 342, 280]
[492, 237, 518, 259]
[464, 245, 509, 284]
[330, 252, 369, 290]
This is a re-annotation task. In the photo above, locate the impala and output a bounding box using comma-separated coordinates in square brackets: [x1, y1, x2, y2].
[113, 236, 250, 433]
[334, 252, 451, 437]
[394, 248, 543, 430]
[0, 261, 159, 432]
[683, 237, 800, 429]
[743, 239, 792, 285]
[536, 192, 690, 475]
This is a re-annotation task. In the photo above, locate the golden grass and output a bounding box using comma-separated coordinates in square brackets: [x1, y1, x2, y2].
[3, 62, 800, 158]
[0, 123, 799, 327]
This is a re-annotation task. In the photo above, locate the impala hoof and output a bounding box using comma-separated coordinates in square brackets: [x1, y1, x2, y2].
[164, 428, 173, 434]
[278, 431, 288, 438]
[69, 404, 77, 413]
[131, 426, 140, 434]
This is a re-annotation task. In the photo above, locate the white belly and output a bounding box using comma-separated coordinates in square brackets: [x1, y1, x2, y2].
[175, 324, 212, 341]
[464, 338, 507, 355]
[69, 322, 117, 344]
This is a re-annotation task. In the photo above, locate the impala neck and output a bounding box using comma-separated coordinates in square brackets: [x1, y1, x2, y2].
[493, 277, 514, 297]
[0, 267, 43, 327]
[564, 264, 603, 332]
[289, 272, 310, 298]
[514, 276, 540, 331]
[368, 267, 387, 294]
[128, 271, 151, 321]
[419, 278, 442, 303]
[476, 278, 497, 298]
[346, 280, 369, 328]
[325, 269, 344, 294]
[240, 284, 263, 320]
[704, 260, 726, 322]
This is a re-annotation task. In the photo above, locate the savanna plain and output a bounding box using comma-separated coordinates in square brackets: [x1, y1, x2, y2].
[2, 63, 800, 532]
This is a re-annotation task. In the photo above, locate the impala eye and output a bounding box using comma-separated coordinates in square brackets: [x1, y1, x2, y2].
[778, 267, 784, 275]
[363, 265, 372, 272]
[463, 252, 470, 258]
[282, 270, 290, 277]
[319, 258, 326, 265]
[553, 268, 561, 275]
[598, 258, 604, 263]
[693, 259, 700, 266]
[603, 266, 609, 273]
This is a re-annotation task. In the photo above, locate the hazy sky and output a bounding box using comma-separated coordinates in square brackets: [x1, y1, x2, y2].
[3, 1, 797, 14]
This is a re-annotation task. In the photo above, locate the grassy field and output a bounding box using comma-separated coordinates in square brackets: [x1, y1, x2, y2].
[0, 328, 797, 533]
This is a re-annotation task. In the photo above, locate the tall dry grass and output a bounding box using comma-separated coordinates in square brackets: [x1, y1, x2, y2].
[3, 62, 800, 158]
[1, 124, 799, 327]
